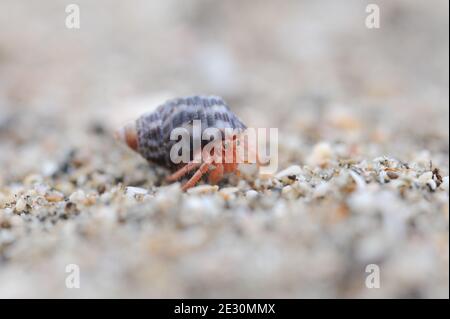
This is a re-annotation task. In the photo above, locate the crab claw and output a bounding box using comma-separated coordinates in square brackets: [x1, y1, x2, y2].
[115, 121, 139, 152]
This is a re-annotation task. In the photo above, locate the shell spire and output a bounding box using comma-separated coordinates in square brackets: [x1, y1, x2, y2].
[115, 121, 139, 152]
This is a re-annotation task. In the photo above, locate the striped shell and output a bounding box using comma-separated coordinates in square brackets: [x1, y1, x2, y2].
[127, 96, 247, 168]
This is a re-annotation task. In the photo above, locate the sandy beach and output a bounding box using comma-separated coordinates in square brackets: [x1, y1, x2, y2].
[0, 0, 448, 298]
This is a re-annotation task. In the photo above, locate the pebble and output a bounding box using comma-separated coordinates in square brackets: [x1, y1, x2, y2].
[41, 161, 58, 177]
[291, 181, 310, 196]
[245, 190, 259, 200]
[426, 179, 437, 192]
[64, 202, 78, 215]
[181, 196, 220, 224]
[275, 165, 302, 182]
[281, 185, 296, 199]
[307, 142, 334, 167]
[313, 182, 330, 198]
[14, 198, 28, 213]
[379, 170, 389, 184]
[45, 191, 65, 203]
[0, 192, 9, 209]
[69, 190, 86, 204]
[219, 187, 239, 200]
[253, 177, 274, 190]
[84, 193, 98, 206]
[186, 184, 219, 195]
[386, 171, 399, 180]
[349, 170, 366, 189]
[125, 186, 148, 197]
[55, 181, 75, 195]
[418, 171, 433, 185]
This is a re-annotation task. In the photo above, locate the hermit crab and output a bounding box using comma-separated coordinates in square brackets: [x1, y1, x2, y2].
[116, 95, 259, 191]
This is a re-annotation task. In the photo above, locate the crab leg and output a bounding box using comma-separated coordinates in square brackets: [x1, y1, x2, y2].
[166, 162, 201, 182]
[181, 162, 210, 191]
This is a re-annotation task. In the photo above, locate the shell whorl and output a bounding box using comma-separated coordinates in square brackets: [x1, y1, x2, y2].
[135, 95, 246, 168]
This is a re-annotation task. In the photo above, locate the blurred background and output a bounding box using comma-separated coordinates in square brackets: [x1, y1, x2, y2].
[0, 0, 448, 298]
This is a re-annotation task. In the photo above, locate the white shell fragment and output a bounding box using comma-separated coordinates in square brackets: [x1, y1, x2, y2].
[14, 198, 28, 213]
[275, 165, 302, 181]
[349, 170, 367, 190]
[125, 186, 148, 197]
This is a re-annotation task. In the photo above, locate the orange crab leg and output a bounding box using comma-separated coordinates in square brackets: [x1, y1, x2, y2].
[166, 162, 201, 182]
[182, 162, 211, 191]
